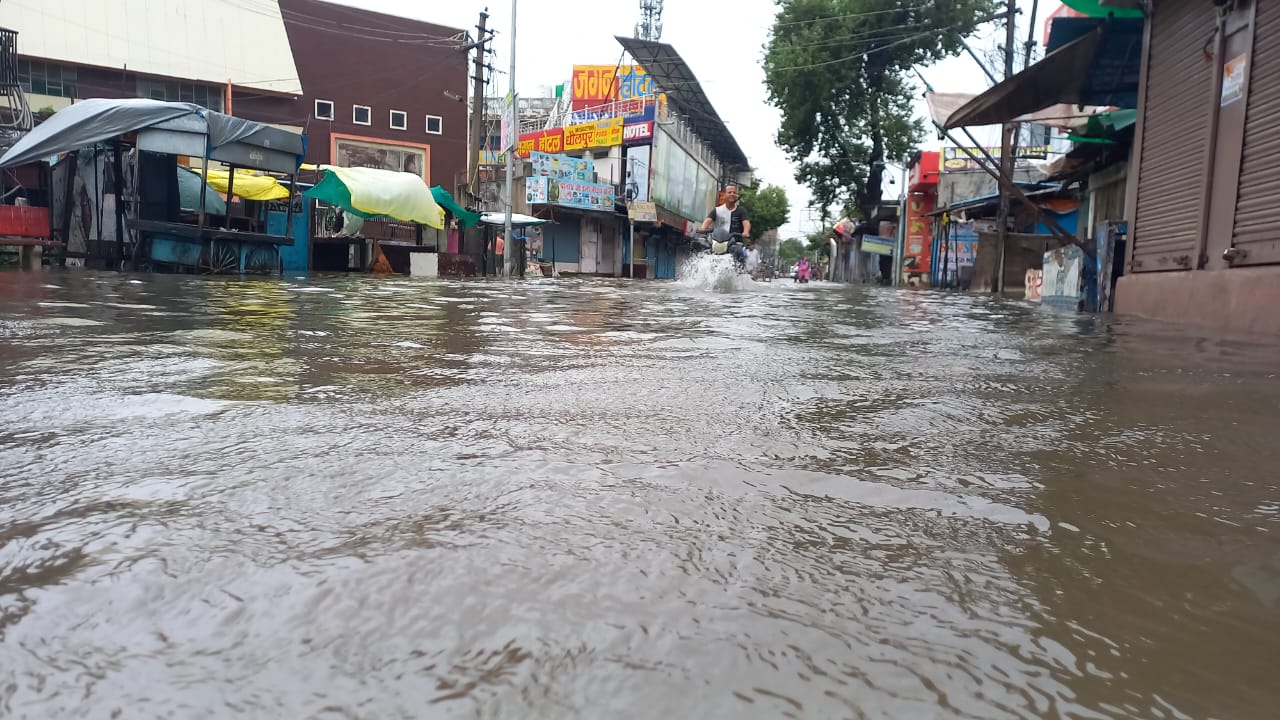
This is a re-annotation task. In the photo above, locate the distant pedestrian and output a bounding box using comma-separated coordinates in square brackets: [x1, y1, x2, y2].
[744, 241, 761, 277]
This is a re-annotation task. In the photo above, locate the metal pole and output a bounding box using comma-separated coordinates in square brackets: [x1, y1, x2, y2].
[197, 147, 211, 233]
[994, 0, 1018, 294]
[948, 123, 1082, 251]
[112, 142, 126, 268]
[284, 174, 296, 242]
[225, 164, 236, 218]
[502, 0, 516, 278]
[963, 42, 1001, 85]
[894, 163, 907, 286]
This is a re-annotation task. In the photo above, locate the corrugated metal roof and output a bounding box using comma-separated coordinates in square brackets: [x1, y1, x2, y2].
[946, 18, 1144, 128]
[613, 36, 749, 169]
[926, 183, 1062, 216]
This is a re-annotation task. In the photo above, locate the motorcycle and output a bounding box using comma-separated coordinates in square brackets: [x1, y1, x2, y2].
[695, 227, 749, 275]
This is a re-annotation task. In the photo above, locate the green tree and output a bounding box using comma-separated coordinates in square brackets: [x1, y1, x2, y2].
[738, 183, 791, 236]
[764, 0, 997, 220]
[777, 237, 807, 266]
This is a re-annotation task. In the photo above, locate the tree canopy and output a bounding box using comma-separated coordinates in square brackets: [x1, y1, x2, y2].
[764, 0, 997, 220]
[777, 238, 807, 266]
[738, 183, 791, 236]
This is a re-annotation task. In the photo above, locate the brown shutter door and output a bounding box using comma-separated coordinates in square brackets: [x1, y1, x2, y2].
[1131, 0, 1217, 272]
[1232, 1, 1280, 266]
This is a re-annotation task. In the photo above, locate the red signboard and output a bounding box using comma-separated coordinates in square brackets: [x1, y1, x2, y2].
[516, 128, 564, 158]
[622, 121, 654, 144]
[909, 151, 940, 191]
[903, 191, 936, 276]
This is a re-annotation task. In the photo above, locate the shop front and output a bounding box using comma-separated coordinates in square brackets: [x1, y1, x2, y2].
[904, 151, 940, 285]
[525, 149, 621, 276]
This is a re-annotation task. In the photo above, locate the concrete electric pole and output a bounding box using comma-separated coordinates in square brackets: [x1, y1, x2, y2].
[466, 9, 490, 201]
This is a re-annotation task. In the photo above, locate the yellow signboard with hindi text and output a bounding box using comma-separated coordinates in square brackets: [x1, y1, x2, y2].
[563, 117, 623, 151]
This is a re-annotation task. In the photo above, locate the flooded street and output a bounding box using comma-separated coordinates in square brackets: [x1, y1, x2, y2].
[1, 270, 1278, 719]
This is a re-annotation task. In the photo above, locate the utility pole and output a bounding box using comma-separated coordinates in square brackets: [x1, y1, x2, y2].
[1022, 0, 1043, 158]
[502, 0, 517, 278]
[994, 0, 1018, 294]
[467, 9, 490, 201]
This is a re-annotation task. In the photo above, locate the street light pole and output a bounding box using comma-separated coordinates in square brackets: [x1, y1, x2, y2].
[895, 162, 908, 287]
[502, 0, 517, 277]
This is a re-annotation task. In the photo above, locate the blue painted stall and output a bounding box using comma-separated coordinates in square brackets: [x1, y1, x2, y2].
[268, 210, 310, 272]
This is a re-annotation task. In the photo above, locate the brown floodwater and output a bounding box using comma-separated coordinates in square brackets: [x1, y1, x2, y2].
[0, 269, 1277, 719]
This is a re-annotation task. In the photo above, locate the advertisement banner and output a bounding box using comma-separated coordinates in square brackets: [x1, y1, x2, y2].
[570, 64, 658, 110]
[563, 117, 624, 151]
[556, 180, 616, 212]
[628, 201, 657, 222]
[571, 100, 656, 125]
[623, 121, 655, 145]
[529, 152, 612, 211]
[941, 145, 1051, 173]
[500, 95, 514, 152]
[625, 145, 650, 202]
[861, 235, 896, 257]
[526, 176, 548, 205]
[530, 151, 594, 183]
[516, 128, 564, 159]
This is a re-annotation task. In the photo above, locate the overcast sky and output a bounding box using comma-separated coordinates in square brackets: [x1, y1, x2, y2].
[340, 0, 1062, 238]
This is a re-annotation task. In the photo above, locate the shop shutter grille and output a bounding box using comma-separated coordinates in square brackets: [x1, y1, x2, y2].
[1131, 0, 1217, 272]
[1231, 0, 1280, 266]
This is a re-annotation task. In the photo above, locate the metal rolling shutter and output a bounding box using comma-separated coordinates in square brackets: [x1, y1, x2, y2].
[1131, 0, 1217, 272]
[1232, 1, 1280, 266]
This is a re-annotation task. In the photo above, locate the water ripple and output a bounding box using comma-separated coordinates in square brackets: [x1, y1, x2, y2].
[1, 270, 1278, 719]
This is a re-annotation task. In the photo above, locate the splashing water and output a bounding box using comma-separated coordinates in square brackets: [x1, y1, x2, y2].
[677, 252, 752, 293]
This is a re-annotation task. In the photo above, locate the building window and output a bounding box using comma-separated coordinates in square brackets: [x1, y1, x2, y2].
[17, 60, 78, 99]
[315, 99, 334, 120]
[137, 79, 223, 112]
[353, 105, 371, 126]
[425, 114, 443, 135]
[389, 109, 407, 130]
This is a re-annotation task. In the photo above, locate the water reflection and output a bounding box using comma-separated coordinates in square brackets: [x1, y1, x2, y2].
[1, 270, 1277, 719]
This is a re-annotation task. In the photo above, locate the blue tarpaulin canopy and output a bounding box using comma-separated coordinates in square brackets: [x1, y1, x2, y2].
[0, 98, 306, 172]
[176, 166, 226, 215]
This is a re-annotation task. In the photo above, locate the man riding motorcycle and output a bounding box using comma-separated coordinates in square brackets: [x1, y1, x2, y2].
[698, 185, 752, 269]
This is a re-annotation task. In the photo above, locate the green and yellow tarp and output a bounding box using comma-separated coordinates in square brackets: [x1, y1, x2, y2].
[304, 165, 445, 229]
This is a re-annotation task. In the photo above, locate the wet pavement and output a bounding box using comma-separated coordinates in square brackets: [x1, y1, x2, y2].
[1, 269, 1278, 719]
